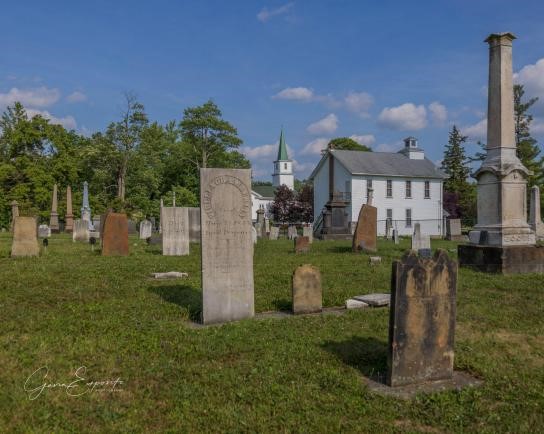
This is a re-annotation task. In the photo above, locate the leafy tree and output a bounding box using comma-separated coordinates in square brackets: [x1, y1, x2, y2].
[296, 183, 314, 223]
[270, 185, 295, 223]
[327, 137, 372, 152]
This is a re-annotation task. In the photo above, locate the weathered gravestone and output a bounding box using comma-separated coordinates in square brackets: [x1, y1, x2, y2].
[294, 235, 310, 253]
[49, 183, 60, 233]
[292, 264, 322, 314]
[529, 186, 544, 240]
[264, 218, 270, 236]
[65, 186, 74, 233]
[161, 207, 189, 256]
[302, 225, 313, 243]
[102, 213, 129, 256]
[38, 224, 51, 238]
[251, 226, 257, 244]
[352, 191, 377, 252]
[288, 225, 297, 240]
[269, 226, 279, 240]
[127, 220, 137, 235]
[200, 168, 254, 324]
[11, 216, 39, 257]
[393, 229, 399, 245]
[446, 219, 464, 241]
[411, 223, 430, 251]
[387, 250, 457, 387]
[72, 219, 90, 242]
[187, 207, 201, 243]
[139, 219, 153, 240]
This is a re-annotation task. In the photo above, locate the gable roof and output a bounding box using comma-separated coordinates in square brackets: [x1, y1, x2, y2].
[309, 150, 446, 180]
[252, 185, 276, 198]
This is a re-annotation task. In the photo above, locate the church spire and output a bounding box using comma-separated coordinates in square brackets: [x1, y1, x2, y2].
[277, 129, 289, 161]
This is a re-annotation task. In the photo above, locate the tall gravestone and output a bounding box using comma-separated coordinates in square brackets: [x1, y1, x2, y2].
[200, 168, 254, 324]
[72, 219, 90, 242]
[65, 186, 74, 233]
[529, 186, 544, 240]
[187, 207, 201, 243]
[446, 219, 463, 241]
[159, 198, 164, 234]
[292, 264, 322, 314]
[49, 183, 60, 233]
[139, 219, 153, 240]
[288, 225, 297, 240]
[102, 213, 129, 256]
[411, 223, 431, 251]
[11, 216, 39, 257]
[352, 189, 377, 252]
[387, 250, 457, 387]
[269, 226, 279, 240]
[161, 207, 189, 256]
[81, 181, 92, 228]
[10, 200, 19, 233]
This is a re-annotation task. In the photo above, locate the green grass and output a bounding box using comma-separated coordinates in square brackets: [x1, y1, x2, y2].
[1, 233, 543, 433]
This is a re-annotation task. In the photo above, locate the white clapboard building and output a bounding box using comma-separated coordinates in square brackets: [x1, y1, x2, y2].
[309, 137, 446, 236]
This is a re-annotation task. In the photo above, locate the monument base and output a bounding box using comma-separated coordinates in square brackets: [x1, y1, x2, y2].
[458, 244, 544, 274]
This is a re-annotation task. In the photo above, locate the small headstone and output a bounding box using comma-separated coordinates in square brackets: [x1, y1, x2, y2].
[302, 225, 313, 243]
[411, 223, 430, 251]
[72, 219, 90, 242]
[127, 220, 137, 235]
[353, 293, 390, 307]
[264, 218, 270, 236]
[139, 219, 153, 240]
[292, 264, 322, 314]
[162, 207, 190, 256]
[38, 224, 51, 238]
[369, 256, 382, 265]
[346, 299, 369, 309]
[101, 213, 129, 256]
[294, 236, 310, 253]
[11, 216, 39, 257]
[200, 168, 254, 324]
[269, 226, 279, 240]
[251, 226, 257, 244]
[387, 250, 457, 387]
[393, 229, 399, 245]
[352, 198, 377, 253]
[151, 272, 189, 279]
[288, 225, 297, 240]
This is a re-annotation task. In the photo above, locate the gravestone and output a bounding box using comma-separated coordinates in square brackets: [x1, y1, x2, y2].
[529, 186, 544, 240]
[200, 168, 254, 324]
[251, 226, 257, 244]
[65, 186, 74, 233]
[256, 208, 265, 225]
[302, 225, 313, 243]
[269, 226, 279, 240]
[446, 219, 463, 241]
[292, 264, 322, 314]
[11, 216, 39, 257]
[38, 224, 51, 238]
[353, 293, 390, 307]
[264, 218, 270, 236]
[72, 219, 90, 242]
[187, 207, 201, 243]
[81, 181, 92, 226]
[352, 191, 377, 252]
[411, 223, 430, 251]
[385, 219, 392, 240]
[294, 236, 310, 253]
[288, 225, 297, 240]
[161, 207, 189, 256]
[387, 250, 457, 387]
[393, 229, 399, 245]
[49, 183, 60, 233]
[139, 219, 153, 240]
[102, 213, 129, 256]
[127, 220, 137, 235]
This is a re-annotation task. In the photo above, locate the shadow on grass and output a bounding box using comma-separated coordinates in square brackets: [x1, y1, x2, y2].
[148, 284, 202, 321]
[272, 298, 292, 312]
[327, 245, 354, 253]
[321, 336, 388, 383]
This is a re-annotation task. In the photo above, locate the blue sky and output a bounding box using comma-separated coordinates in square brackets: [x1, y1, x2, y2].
[2, 0, 544, 180]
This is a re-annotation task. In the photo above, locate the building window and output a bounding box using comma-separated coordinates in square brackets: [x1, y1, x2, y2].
[405, 180, 412, 198]
[405, 209, 412, 227]
[284, 163, 287, 170]
[386, 209, 393, 227]
[424, 181, 430, 199]
[367, 179, 373, 198]
[386, 180, 393, 198]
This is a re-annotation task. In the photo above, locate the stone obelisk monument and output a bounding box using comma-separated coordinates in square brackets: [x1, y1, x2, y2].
[49, 183, 60, 233]
[459, 33, 543, 274]
[65, 185, 74, 233]
[81, 181, 92, 228]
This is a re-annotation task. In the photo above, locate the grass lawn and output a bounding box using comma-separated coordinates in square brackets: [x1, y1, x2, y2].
[1, 233, 543, 433]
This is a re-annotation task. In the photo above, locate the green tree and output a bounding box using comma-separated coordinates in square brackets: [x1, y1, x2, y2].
[327, 137, 372, 152]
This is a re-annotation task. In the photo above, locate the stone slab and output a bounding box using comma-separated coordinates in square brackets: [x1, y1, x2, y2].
[387, 250, 457, 387]
[72, 219, 89, 242]
[446, 219, 462, 240]
[352, 204, 377, 252]
[458, 244, 544, 274]
[151, 272, 189, 279]
[353, 293, 390, 307]
[11, 216, 39, 257]
[292, 264, 322, 314]
[38, 224, 51, 238]
[294, 236, 310, 253]
[369, 256, 382, 265]
[346, 299, 369, 309]
[102, 213, 129, 256]
[161, 207, 190, 256]
[200, 168, 254, 324]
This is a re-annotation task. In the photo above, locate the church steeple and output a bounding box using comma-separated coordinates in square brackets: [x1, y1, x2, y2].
[272, 128, 294, 189]
[277, 129, 289, 161]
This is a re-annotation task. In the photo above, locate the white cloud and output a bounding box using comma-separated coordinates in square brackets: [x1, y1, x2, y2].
[307, 113, 338, 135]
[292, 159, 315, 175]
[378, 103, 427, 131]
[66, 91, 87, 103]
[428, 101, 447, 124]
[515, 58, 544, 115]
[257, 2, 294, 22]
[0, 86, 60, 108]
[25, 108, 77, 130]
[375, 142, 399, 152]
[344, 91, 373, 117]
[349, 134, 375, 147]
[462, 119, 487, 141]
[300, 137, 329, 156]
[273, 87, 314, 101]
[242, 143, 278, 159]
[530, 118, 544, 135]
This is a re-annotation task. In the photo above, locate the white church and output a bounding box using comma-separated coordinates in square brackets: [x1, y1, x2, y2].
[309, 137, 446, 236]
[250, 129, 293, 220]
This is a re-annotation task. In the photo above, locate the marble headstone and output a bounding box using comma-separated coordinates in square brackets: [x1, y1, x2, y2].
[139, 219, 153, 240]
[72, 219, 90, 242]
[411, 223, 430, 251]
[187, 207, 201, 243]
[302, 225, 313, 243]
[38, 224, 51, 238]
[292, 264, 322, 314]
[269, 226, 279, 240]
[161, 207, 189, 256]
[11, 216, 39, 257]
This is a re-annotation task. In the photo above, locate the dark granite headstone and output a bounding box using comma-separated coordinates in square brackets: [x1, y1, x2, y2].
[387, 250, 457, 387]
[102, 213, 129, 256]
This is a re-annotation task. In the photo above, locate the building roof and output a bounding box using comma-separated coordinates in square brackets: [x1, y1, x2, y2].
[252, 184, 276, 198]
[276, 129, 289, 161]
[309, 150, 446, 180]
